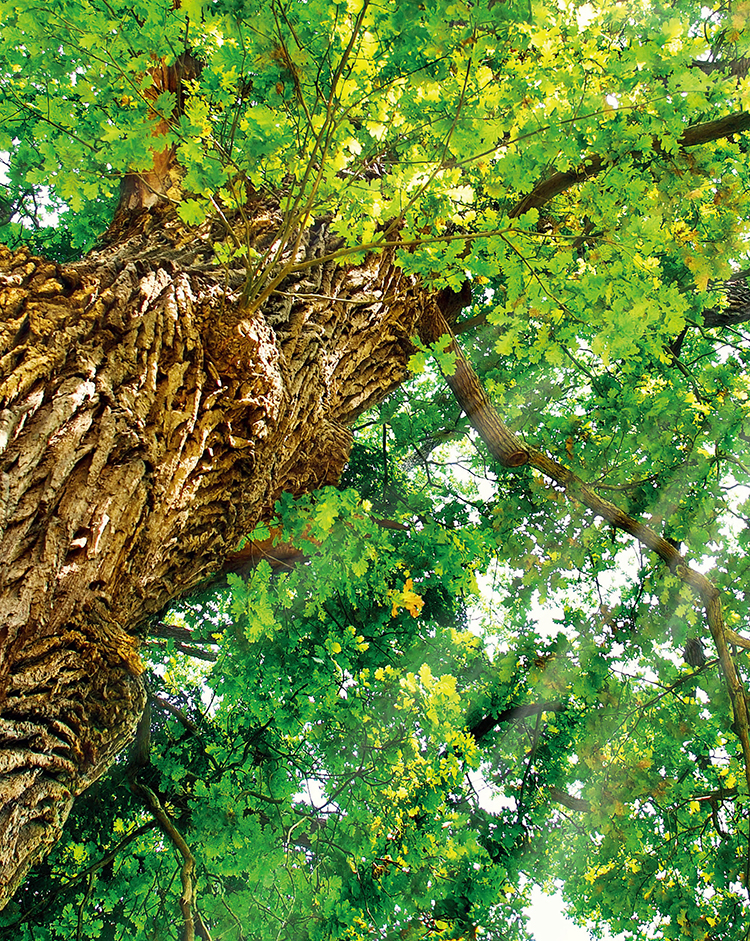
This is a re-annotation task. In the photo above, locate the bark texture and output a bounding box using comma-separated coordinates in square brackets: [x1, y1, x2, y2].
[0, 200, 430, 906]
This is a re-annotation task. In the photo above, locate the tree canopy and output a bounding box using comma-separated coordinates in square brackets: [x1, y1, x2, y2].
[3, 0, 750, 938]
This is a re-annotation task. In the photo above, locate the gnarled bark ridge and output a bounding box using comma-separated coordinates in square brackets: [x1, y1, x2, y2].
[0, 199, 429, 906]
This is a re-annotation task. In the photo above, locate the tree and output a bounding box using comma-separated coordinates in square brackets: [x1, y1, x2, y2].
[2, 0, 750, 936]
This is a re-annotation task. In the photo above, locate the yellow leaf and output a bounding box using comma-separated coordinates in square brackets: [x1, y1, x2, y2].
[434, 674, 458, 700]
[390, 578, 425, 618]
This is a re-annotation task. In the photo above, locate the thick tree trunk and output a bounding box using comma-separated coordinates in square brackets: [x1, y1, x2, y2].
[0, 199, 430, 906]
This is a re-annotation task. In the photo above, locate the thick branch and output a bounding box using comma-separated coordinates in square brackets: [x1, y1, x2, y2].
[150, 641, 219, 662]
[692, 58, 750, 80]
[726, 629, 750, 651]
[149, 623, 219, 660]
[468, 702, 563, 742]
[548, 787, 591, 813]
[418, 305, 529, 467]
[127, 698, 201, 940]
[509, 110, 750, 218]
[150, 695, 201, 735]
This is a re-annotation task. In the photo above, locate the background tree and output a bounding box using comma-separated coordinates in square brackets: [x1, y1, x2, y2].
[2, 0, 750, 937]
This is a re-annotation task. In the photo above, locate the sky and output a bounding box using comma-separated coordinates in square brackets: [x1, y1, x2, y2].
[527, 886, 626, 941]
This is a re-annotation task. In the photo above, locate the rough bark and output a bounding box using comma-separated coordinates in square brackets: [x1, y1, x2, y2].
[0, 198, 430, 906]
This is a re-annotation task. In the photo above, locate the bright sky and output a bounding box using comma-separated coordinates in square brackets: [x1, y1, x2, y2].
[527, 886, 626, 941]
[468, 770, 626, 940]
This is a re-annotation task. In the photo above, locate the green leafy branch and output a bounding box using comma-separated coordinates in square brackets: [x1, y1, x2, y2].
[419, 302, 750, 889]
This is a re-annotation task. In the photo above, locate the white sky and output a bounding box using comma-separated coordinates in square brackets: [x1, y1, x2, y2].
[528, 886, 626, 941]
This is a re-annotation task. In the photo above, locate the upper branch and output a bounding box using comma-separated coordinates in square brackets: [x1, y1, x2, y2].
[419, 304, 750, 849]
[509, 110, 750, 219]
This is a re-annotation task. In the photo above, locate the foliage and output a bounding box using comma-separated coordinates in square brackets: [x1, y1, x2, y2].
[4, 0, 750, 937]
[3, 0, 750, 292]
[1, 488, 527, 940]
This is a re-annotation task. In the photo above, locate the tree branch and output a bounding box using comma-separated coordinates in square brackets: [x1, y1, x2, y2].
[129, 780, 201, 941]
[420, 303, 750, 881]
[548, 786, 591, 813]
[468, 701, 563, 742]
[127, 698, 208, 941]
[151, 695, 201, 735]
[509, 110, 750, 218]
[150, 640, 219, 662]
[419, 305, 530, 467]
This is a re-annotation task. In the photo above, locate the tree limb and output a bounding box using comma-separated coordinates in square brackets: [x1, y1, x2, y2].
[420, 303, 750, 881]
[127, 698, 206, 941]
[151, 695, 201, 735]
[150, 640, 219, 662]
[129, 780, 200, 941]
[548, 786, 591, 813]
[468, 701, 563, 742]
[726, 629, 750, 652]
[509, 110, 750, 218]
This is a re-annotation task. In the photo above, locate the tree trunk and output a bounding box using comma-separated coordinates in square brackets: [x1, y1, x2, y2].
[0, 198, 431, 906]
